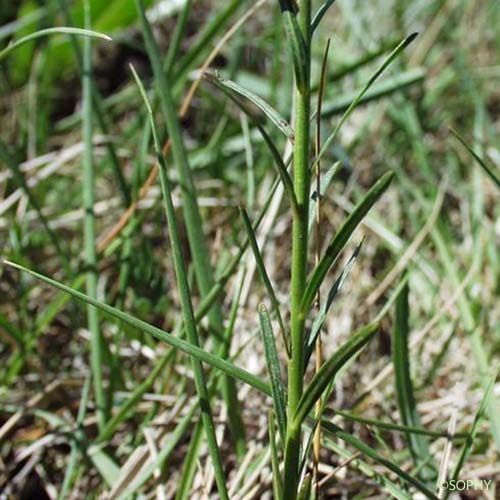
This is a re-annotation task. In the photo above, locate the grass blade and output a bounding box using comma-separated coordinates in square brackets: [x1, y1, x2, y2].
[444, 367, 499, 500]
[314, 33, 418, 169]
[393, 279, 436, 483]
[135, 0, 245, 458]
[293, 322, 379, 428]
[206, 74, 298, 212]
[311, 0, 336, 33]
[451, 128, 500, 191]
[305, 239, 363, 364]
[302, 171, 394, 314]
[3, 261, 271, 397]
[240, 207, 289, 354]
[0, 26, 111, 61]
[206, 71, 294, 141]
[259, 305, 288, 445]
[321, 421, 439, 500]
[82, 0, 107, 430]
[278, 1, 308, 93]
[131, 64, 229, 499]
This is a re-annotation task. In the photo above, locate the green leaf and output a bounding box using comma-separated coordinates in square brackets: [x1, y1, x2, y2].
[0, 26, 111, 61]
[315, 33, 418, 168]
[206, 73, 298, 213]
[321, 421, 439, 499]
[305, 239, 363, 364]
[240, 207, 289, 354]
[278, 2, 308, 93]
[311, 0, 336, 33]
[130, 55, 229, 499]
[302, 170, 394, 314]
[451, 128, 500, 192]
[446, 364, 500, 498]
[3, 261, 272, 397]
[297, 474, 312, 500]
[393, 278, 436, 483]
[293, 323, 379, 428]
[259, 305, 288, 445]
[206, 71, 294, 141]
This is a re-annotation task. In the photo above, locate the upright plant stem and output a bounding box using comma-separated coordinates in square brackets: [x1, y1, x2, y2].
[285, 1, 311, 498]
[82, 0, 106, 430]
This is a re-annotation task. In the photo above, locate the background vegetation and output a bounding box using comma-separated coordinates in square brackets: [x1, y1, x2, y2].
[1, 0, 500, 498]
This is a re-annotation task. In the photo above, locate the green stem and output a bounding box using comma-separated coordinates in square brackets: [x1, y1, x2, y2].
[285, 1, 311, 498]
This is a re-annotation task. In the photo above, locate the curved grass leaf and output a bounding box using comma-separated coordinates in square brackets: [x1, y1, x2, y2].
[259, 305, 287, 445]
[451, 128, 500, 191]
[314, 33, 418, 169]
[3, 261, 272, 397]
[0, 27, 111, 61]
[393, 279, 436, 483]
[131, 63, 229, 499]
[240, 207, 289, 355]
[293, 323, 379, 428]
[301, 170, 394, 314]
[445, 364, 500, 500]
[305, 239, 363, 364]
[311, 0, 336, 33]
[206, 74, 298, 212]
[321, 421, 439, 500]
[207, 71, 294, 141]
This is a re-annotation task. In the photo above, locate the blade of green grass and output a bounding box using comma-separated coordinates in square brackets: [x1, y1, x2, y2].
[311, 0, 336, 33]
[135, 0, 245, 457]
[206, 74, 298, 213]
[306, 239, 363, 363]
[0, 26, 111, 61]
[314, 33, 418, 169]
[451, 128, 500, 191]
[302, 171, 394, 314]
[206, 71, 295, 141]
[82, 0, 107, 431]
[131, 64, 229, 499]
[240, 207, 289, 354]
[445, 365, 499, 499]
[258, 304, 287, 445]
[293, 322, 379, 428]
[393, 278, 436, 483]
[321, 421, 439, 499]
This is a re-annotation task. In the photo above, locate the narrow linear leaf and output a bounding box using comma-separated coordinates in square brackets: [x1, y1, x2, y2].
[0, 27, 111, 61]
[207, 71, 294, 141]
[297, 474, 311, 500]
[206, 74, 298, 212]
[278, 1, 308, 93]
[451, 128, 500, 191]
[447, 364, 500, 498]
[311, 0, 336, 33]
[315, 33, 418, 168]
[293, 323, 379, 428]
[393, 279, 436, 482]
[305, 239, 363, 363]
[131, 60, 229, 500]
[333, 409, 471, 440]
[240, 207, 289, 355]
[302, 170, 394, 314]
[259, 305, 287, 445]
[3, 261, 272, 397]
[321, 421, 440, 500]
